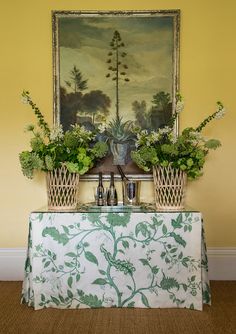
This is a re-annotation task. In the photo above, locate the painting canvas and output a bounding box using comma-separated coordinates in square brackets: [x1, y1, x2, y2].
[52, 10, 180, 179]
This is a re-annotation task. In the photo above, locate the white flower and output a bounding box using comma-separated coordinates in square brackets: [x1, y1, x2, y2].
[176, 100, 184, 113]
[215, 107, 226, 119]
[150, 131, 160, 142]
[158, 126, 172, 135]
[98, 123, 107, 133]
[21, 96, 29, 104]
[49, 124, 64, 141]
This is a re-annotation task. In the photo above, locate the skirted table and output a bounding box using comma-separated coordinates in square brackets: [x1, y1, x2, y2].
[21, 207, 211, 311]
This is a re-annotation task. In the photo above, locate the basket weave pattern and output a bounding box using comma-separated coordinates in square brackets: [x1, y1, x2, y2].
[46, 165, 79, 210]
[153, 165, 187, 211]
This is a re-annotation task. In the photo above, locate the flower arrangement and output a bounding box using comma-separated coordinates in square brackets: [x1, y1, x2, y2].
[19, 91, 108, 179]
[131, 95, 226, 179]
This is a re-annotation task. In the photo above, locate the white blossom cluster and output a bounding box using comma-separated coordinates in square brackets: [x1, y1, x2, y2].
[176, 100, 185, 114]
[215, 105, 226, 119]
[49, 124, 64, 142]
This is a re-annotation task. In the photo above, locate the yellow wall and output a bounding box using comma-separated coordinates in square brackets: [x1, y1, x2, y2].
[0, 0, 235, 248]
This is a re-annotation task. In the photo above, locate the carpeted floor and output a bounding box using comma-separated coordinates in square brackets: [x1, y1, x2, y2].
[0, 281, 235, 334]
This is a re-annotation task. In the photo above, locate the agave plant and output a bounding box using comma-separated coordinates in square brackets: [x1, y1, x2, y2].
[105, 116, 135, 143]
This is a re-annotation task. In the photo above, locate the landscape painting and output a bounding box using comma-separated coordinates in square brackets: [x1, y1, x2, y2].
[52, 10, 180, 179]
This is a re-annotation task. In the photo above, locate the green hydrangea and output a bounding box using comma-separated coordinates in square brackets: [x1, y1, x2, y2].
[45, 155, 54, 171]
[91, 142, 108, 158]
[19, 151, 44, 179]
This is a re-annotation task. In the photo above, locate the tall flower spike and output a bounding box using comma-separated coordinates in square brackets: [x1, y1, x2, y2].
[195, 101, 225, 132]
[21, 91, 51, 138]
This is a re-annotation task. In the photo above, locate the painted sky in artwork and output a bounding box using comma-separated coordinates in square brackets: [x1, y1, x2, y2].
[59, 15, 174, 122]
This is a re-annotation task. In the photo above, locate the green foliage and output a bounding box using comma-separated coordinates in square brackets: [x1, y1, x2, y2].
[131, 98, 226, 179]
[160, 275, 180, 290]
[42, 227, 69, 245]
[78, 293, 103, 307]
[19, 91, 109, 178]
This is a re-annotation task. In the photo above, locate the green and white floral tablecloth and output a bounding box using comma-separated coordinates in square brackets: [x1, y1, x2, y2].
[21, 210, 211, 310]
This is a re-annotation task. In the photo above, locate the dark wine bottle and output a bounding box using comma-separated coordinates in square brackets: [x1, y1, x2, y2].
[97, 172, 104, 206]
[107, 172, 118, 206]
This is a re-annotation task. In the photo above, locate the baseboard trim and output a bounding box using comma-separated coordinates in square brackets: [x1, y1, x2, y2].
[0, 247, 235, 281]
[0, 248, 26, 281]
[207, 247, 236, 280]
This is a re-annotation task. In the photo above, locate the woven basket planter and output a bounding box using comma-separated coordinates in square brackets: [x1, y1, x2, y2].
[153, 165, 187, 211]
[46, 164, 79, 210]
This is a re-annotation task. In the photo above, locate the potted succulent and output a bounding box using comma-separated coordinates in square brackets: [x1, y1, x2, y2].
[131, 95, 226, 210]
[99, 116, 135, 165]
[20, 91, 108, 210]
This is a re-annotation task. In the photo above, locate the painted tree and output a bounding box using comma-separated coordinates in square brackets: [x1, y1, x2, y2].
[81, 90, 111, 124]
[65, 65, 88, 93]
[105, 30, 130, 120]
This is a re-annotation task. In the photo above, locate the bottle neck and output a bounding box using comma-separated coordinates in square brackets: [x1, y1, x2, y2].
[99, 172, 103, 186]
[110, 172, 115, 187]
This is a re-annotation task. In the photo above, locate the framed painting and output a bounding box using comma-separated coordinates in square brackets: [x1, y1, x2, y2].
[52, 10, 180, 180]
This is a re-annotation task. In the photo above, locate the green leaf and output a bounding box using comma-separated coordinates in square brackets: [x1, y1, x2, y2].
[92, 278, 108, 285]
[67, 290, 73, 299]
[62, 225, 69, 234]
[139, 258, 149, 266]
[170, 248, 178, 253]
[122, 240, 129, 249]
[178, 252, 183, 259]
[44, 261, 50, 268]
[141, 293, 150, 308]
[170, 232, 186, 247]
[127, 285, 133, 291]
[99, 270, 106, 275]
[76, 273, 80, 282]
[161, 252, 166, 258]
[171, 214, 183, 229]
[42, 227, 69, 245]
[118, 249, 125, 254]
[182, 284, 188, 291]
[66, 252, 77, 258]
[107, 212, 131, 227]
[162, 224, 167, 235]
[127, 301, 135, 308]
[41, 294, 45, 302]
[191, 275, 196, 281]
[190, 303, 195, 310]
[151, 266, 159, 274]
[38, 213, 43, 221]
[135, 223, 148, 237]
[68, 276, 73, 288]
[79, 293, 103, 307]
[160, 276, 179, 290]
[51, 296, 60, 305]
[152, 217, 163, 226]
[59, 295, 65, 303]
[84, 251, 98, 265]
[65, 262, 74, 268]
